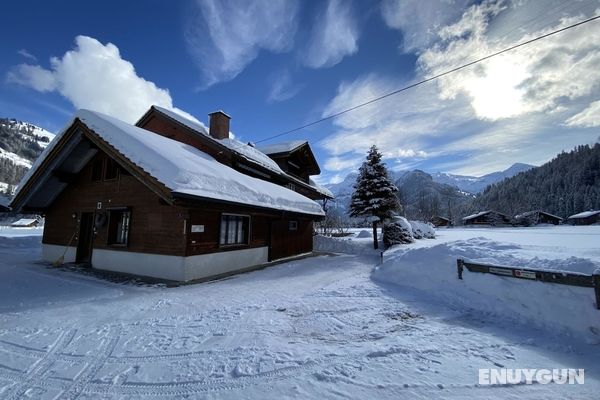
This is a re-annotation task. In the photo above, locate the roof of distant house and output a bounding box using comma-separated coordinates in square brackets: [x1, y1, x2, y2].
[462, 210, 508, 221]
[515, 210, 562, 220]
[568, 210, 600, 219]
[11, 218, 38, 226]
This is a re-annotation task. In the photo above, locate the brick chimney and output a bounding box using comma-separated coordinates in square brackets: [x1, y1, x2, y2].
[208, 110, 230, 140]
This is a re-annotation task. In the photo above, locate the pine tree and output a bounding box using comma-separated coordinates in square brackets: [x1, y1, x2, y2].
[349, 145, 400, 249]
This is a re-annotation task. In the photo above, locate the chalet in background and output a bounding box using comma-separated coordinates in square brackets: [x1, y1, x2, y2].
[462, 210, 511, 226]
[11, 106, 332, 282]
[514, 210, 562, 226]
[430, 216, 451, 227]
[567, 210, 600, 225]
[11, 218, 40, 228]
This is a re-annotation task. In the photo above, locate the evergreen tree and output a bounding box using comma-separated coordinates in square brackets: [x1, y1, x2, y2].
[349, 145, 400, 248]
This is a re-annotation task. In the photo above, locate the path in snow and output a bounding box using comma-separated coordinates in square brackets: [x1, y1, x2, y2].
[0, 232, 598, 399]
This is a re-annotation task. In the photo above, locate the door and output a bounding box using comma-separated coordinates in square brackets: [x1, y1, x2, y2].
[76, 212, 94, 264]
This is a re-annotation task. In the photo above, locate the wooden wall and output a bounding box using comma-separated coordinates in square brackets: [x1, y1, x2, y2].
[43, 152, 188, 257]
[44, 151, 315, 261]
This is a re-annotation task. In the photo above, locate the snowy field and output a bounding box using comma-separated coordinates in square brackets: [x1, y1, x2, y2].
[0, 226, 599, 399]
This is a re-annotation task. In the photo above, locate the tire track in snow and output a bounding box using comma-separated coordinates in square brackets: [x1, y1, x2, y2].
[4, 328, 77, 400]
[61, 326, 121, 399]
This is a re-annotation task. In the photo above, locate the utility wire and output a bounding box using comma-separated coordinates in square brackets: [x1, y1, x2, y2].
[254, 13, 600, 145]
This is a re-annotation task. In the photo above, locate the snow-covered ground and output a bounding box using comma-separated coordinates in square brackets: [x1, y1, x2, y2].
[0, 227, 599, 399]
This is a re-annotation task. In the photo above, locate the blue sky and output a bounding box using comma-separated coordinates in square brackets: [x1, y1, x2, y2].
[1, 0, 600, 183]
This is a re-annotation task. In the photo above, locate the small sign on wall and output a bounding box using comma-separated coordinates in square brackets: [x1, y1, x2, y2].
[191, 224, 205, 233]
[97, 201, 102, 210]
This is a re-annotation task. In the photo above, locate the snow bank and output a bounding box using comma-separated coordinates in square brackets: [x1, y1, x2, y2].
[356, 230, 372, 238]
[409, 220, 435, 239]
[373, 237, 600, 341]
[313, 234, 380, 255]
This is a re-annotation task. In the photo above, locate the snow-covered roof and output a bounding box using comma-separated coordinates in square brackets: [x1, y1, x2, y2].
[568, 210, 600, 219]
[462, 211, 491, 221]
[257, 140, 308, 155]
[515, 210, 562, 220]
[83, 110, 323, 215]
[309, 178, 334, 198]
[152, 106, 285, 175]
[152, 106, 209, 135]
[150, 106, 331, 199]
[11, 218, 38, 226]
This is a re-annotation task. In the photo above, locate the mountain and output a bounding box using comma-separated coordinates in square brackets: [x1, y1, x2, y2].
[431, 163, 535, 194]
[469, 144, 600, 218]
[394, 170, 474, 220]
[324, 169, 473, 220]
[0, 118, 55, 195]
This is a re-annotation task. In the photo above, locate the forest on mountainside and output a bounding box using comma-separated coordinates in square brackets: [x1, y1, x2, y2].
[467, 143, 600, 219]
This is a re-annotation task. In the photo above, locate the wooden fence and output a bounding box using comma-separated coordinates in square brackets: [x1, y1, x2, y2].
[456, 258, 600, 310]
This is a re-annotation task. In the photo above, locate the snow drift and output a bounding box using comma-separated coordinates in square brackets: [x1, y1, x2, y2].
[373, 237, 600, 341]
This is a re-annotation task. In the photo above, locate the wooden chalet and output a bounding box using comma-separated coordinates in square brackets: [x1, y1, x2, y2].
[10, 107, 332, 282]
[514, 210, 562, 226]
[462, 210, 511, 226]
[567, 210, 600, 225]
[430, 216, 451, 227]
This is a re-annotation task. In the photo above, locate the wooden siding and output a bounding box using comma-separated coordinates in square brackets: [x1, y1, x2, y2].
[43, 152, 189, 257]
[183, 201, 313, 259]
[269, 218, 313, 260]
[141, 115, 232, 166]
[44, 150, 315, 262]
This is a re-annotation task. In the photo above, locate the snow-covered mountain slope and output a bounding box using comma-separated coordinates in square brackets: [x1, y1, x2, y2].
[0, 118, 55, 194]
[431, 163, 535, 194]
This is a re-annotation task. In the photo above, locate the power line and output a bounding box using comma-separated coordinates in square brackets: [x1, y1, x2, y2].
[255, 13, 600, 145]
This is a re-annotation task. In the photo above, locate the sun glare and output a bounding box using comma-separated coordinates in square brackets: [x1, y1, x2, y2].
[467, 57, 529, 120]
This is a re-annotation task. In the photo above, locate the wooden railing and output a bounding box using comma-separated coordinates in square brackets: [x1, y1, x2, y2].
[456, 259, 600, 310]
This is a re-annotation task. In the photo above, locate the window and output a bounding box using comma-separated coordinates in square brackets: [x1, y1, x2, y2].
[289, 220, 298, 231]
[286, 183, 296, 191]
[104, 158, 119, 180]
[91, 159, 103, 182]
[108, 209, 131, 245]
[219, 214, 249, 245]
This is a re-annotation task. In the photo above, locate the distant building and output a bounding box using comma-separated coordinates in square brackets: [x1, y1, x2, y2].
[567, 210, 600, 225]
[11, 218, 40, 227]
[430, 216, 451, 227]
[462, 210, 511, 226]
[514, 210, 562, 226]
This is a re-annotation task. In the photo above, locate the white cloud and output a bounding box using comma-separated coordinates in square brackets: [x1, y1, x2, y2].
[319, 1, 600, 178]
[319, 73, 469, 159]
[267, 70, 303, 103]
[565, 100, 600, 128]
[381, 0, 471, 53]
[6, 36, 197, 124]
[7, 64, 56, 92]
[302, 0, 359, 69]
[17, 49, 37, 62]
[419, 2, 600, 121]
[186, 0, 299, 88]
